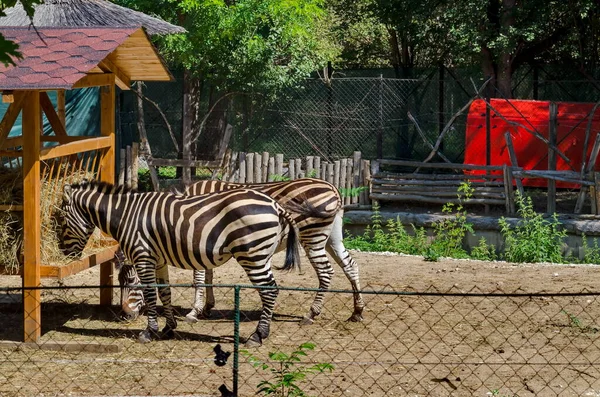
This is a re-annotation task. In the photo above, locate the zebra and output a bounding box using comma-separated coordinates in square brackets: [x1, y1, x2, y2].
[59, 181, 305, 346]
[118, 178, 365, 325]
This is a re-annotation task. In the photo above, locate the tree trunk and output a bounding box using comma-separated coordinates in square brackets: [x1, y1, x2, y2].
[195, 86, 230, 161]
[387, 27, 401, 79]
[182, 69, 202, 184]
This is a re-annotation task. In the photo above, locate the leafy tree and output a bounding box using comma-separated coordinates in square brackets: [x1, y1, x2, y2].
[0, 0, 43, 66]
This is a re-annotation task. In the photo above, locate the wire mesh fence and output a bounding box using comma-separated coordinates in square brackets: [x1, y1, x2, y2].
[2, 283, 600, 396]
[118, 66, 600, 165]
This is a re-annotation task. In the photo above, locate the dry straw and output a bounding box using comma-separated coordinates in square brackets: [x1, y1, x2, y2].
[0, 165, 115, 274]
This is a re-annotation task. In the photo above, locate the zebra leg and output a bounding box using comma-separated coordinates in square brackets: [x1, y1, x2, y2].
[299, 246, 334, 326]
[155, 262, 177, 339]
[185, 269, 206, 323]
[325, 212, 365, 322]
[205, 268, 215, 316]
[135, 261, 160, 343]
[243, 271, 279, 348]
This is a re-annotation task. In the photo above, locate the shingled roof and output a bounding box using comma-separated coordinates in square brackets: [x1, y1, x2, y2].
[0, 26, 173, 90]
[0, 0, 185, 36]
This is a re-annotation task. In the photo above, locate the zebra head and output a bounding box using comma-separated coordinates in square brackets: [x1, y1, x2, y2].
[59, 184, 95, 257]
[117, 261, 145, 321]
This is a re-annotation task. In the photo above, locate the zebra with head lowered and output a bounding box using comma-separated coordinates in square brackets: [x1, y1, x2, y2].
[119, 178, 365, 325]
[59, 181, 306, 346]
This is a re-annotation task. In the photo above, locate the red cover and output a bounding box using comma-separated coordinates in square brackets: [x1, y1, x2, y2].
[464, 99, 600, 187]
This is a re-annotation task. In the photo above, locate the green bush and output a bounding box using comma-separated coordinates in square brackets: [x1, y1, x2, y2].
[499, 193, 567, 263]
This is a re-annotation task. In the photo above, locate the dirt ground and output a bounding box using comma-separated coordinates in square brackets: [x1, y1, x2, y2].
[2, 250, 600, 396]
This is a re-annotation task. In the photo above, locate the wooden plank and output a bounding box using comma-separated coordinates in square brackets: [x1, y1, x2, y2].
[369, 192, 506, 205]
[99, 79, 115, 306]
[246, 152, 254, 183]
[39, 244, 119, 279]
[99, 58, 131, 91]
[145, 157, 222, 169]
[22, 91, 41, 343]
[504, 132, 525, 196]
[352, 151, 361, 204]
[72, 73, 114, 89]
[376, 159, 506, 172]
[0, 92, 25, 149]
[39, 136, 112, 160]
[40, 92, 68, 142]
[0, 204, 23, 211]
[56, 90, 66, 127]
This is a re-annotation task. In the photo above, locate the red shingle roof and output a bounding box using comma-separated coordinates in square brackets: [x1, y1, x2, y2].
[0, 27, 138, 90]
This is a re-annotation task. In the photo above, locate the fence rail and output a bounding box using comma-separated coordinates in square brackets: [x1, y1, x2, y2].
[2, 284, 600, 396]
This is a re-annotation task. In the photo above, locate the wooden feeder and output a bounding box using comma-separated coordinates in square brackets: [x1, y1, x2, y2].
[0, 26, 173, 342]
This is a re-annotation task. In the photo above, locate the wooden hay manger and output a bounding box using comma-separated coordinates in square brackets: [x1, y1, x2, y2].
[0, 152, 116, 276]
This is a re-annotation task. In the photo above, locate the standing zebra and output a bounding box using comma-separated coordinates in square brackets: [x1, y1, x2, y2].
[59, 181, 304, 346]
[119, 178, 365, 325]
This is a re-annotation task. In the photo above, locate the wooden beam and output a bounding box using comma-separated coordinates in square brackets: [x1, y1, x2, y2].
[40, 92, 68, 143]
[1, 135, 23, 149]
[3, 92, 14, 103]
[57, 90, 66, 127]
[99, 58, 131, 91]
[39, 136, 112, 160]
[72, 73, 114, 89]
[0, 92, 25, 148]
[99, 78, 116, 306]
[147, 158, 222, 168]
[22, 91, 41, 343]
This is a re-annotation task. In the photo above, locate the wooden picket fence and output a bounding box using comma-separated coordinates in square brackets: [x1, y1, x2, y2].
[219, 150, 371, 207]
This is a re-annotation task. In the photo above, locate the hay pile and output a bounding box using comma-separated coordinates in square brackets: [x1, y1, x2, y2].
[0, 166, 115, 274]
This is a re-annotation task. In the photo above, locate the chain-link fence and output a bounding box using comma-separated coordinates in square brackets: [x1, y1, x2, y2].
[2, 283, 600, 396]
[119, 66, 600, 165]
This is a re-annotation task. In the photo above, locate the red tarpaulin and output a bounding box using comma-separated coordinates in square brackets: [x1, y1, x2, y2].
[464, 99, 600, 187]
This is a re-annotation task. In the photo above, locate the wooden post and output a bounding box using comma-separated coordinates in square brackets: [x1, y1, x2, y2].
[268, 156, 274, 181]
[131, 142, 139, 190]
[254, 152, 262, 183]
[289, 157, 296, 180]
[345, 159, 353, 205]
[352, 151, 362, 204]
[57, 90, 66, 127]
[340, 158, 347, 194]
[334, 160, 341, 188]
[99, 79, 115, 306]
[595, 172, 600, 214]
[275, 154, 283, 177]
[246, 152, 254, 183]
[262, 152, 269, 182]
[118, 148, 126, 185]
[361, 159, 371, 205]
[548, 102, 557, 214]
[239, 152, 246, 183]
[326, 162, 334, 184]
[504, 131, 525, 197]
[306, 156, 314, 177]
[23, 91, 41, 343]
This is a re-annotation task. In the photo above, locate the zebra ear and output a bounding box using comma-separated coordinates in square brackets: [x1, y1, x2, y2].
[63, 184, 72, 204]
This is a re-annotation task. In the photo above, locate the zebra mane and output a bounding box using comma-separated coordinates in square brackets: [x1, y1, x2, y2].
[69, 180, 139, 194]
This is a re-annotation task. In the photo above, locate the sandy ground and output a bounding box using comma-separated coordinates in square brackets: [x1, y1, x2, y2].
[1, 250, 600, 396]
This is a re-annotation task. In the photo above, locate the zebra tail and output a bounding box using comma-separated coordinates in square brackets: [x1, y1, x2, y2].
[277, 211, 301, 273]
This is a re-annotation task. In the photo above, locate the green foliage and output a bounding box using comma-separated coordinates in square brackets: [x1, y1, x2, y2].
[0, 1, 43, 66]
[306, 169, 318, 178]
[426, 182, 474, 260]
[470, 237, 497, 261]
[157, 166, 177, 179]
[338, 186, 368, 199]
[580, 233, 600, 264]
[343, 202, 429, 256]
[499, 193, 567, 263]
[561, 309, 599, 333]
[241, 342, 334, 397]
[271, 174, 291, 182]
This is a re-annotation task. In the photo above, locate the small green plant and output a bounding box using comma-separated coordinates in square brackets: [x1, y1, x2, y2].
[241, 342, 334, 397]
[306, 169, 318, 178]
[581, 233, 600, 264]
[499, 193, 567, 263]
[339, 186, 368, 199]
[271, 174, 291, 182]
[157, 166, 177, 179]
[470, 237, 497, 261]
[427, 182, 474, 260]
[561, 309, 599, 333]
[490, 389, 517, 397]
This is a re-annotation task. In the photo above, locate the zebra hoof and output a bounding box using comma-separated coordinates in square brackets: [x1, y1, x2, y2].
[138, 329, 155, 344]
[120, 311, 139, 322]
[347, 312, 364, 322]
[299, 316, 314, 326]
[161, 326, 175, 340]
[244, 333, 263, 348]
[184, 312, 200, 323]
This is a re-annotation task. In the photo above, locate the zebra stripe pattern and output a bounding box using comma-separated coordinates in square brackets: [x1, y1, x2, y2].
[60, 181, 301, 346]
[120, 177, 365, 324]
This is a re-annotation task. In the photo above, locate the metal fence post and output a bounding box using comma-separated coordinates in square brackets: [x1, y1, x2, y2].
[233, 285, 240, 396]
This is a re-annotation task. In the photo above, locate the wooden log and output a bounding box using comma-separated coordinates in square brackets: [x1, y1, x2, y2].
[339, 158, 347, 193]
[314, 156, 321, 179]
[118, 148, 126, 186]
[334, 160, 341, 188]
[254, 152, 262, 183]
[126, 145, 133, 188]
[288, 158, 295, 180]
[361, 159, 371, 205]
[376, 158, 506, 172]
[373, 172, 504, 181]
[352, 151, 361, 204]
[326, 163, 334, 184]
[369, 193, 506, 205]
[275, 154, 283, 177]
[238, 152, 246, 183]
[262, 152, 269, 182]
[320, 162, 327, 180]
[295, 159, 304, 179]
[268, 156, 275, 182]
[370, 178, 505, 187]
[306, 156, 314, 177]
[503, 164, 513, 214]
[504, 132, 525, 196]
[245, 152, 254, 183]
[131, 142, 139, 190]
[345, 158, 353, 206]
